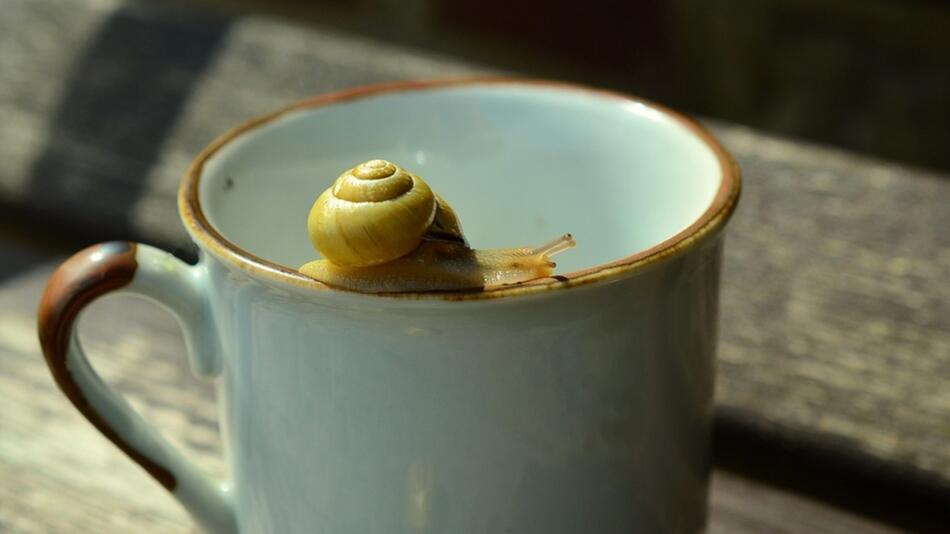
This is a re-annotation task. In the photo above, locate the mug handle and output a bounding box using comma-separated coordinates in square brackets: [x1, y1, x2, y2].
[37, 241, 236, 533]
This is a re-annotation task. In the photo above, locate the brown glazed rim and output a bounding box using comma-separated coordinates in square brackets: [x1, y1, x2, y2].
[180, 78, 741, 300]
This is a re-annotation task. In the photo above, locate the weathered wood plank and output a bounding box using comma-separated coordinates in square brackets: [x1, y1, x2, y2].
[715, 125, 950, 497]
[0, 241, 902, 533]
[2, 0, 949, 516]
[0, 0, 493, 249]
[708, 471, 902, 534]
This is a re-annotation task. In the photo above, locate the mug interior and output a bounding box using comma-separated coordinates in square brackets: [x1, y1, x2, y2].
[197, 83, 723, 275]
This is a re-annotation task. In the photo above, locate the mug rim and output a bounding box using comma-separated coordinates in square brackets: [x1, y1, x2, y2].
[179, 77, 741, 300]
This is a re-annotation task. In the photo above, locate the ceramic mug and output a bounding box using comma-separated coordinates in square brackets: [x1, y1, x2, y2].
[38, 79, 740, 533]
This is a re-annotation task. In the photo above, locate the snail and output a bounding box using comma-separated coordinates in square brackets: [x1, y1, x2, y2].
[299, 159, 575, 293]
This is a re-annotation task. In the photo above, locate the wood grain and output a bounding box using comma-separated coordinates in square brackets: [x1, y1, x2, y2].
[716, 126, 950, 493]
[0, 0, 492, 251]
[0, 242, 901, 533]
[1, 0, 949, 528]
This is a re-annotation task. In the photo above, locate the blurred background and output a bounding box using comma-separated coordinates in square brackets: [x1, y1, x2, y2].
[190, 0, 950, 172]
[2, 0, 950, 531]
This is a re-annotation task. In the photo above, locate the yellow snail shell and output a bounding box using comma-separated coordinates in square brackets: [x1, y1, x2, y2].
[307, 159, 463, 267]
[300, 159, 575, 293]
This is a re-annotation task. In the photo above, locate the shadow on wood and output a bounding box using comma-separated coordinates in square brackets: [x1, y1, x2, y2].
[715, 407, 950, 533]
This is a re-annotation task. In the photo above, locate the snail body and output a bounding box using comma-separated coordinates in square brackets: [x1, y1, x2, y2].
[301, 235, 575, 293]
[299, 159, 574, 293]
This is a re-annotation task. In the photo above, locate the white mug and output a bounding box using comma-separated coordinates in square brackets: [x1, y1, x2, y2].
[38, 79, 740, 533]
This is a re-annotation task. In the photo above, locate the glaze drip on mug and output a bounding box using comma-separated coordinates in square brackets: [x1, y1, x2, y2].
[299, 159, 576, 293]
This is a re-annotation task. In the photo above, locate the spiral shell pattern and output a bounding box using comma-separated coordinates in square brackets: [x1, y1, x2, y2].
[308, 159, 437, 267]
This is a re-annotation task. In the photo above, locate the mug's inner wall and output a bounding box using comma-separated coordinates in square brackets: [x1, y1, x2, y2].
[199, 85, 722, 273]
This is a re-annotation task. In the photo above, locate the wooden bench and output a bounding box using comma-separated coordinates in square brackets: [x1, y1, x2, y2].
[2, 0, 947, 531]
